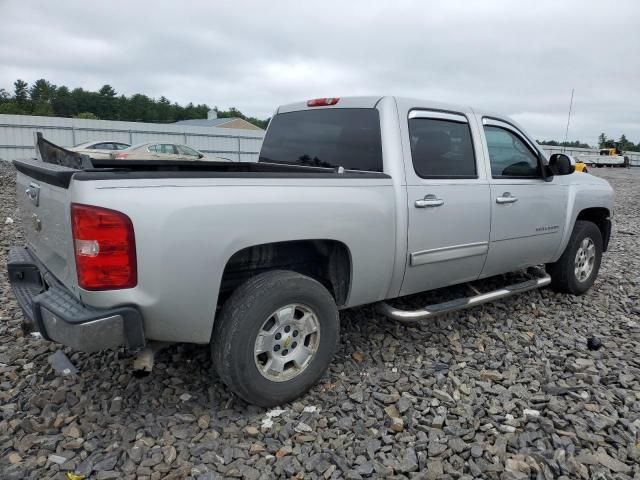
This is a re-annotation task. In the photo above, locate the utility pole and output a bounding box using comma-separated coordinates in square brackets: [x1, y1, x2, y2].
[562, 88, 574, 153]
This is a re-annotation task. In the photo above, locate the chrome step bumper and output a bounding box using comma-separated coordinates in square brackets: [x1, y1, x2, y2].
[376, 272, 551, 324]
[7, 246, 145, 352]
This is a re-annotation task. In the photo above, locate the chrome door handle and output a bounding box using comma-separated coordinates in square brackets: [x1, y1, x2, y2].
[415, 195, 444, 208]
[25, 182, 40, 206]
[496, 192, 518, 204]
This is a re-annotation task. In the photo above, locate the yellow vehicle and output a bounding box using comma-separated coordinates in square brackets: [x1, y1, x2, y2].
[574, 161, 589, 173]
[567, 156, 588, 173]
[600, 147, 621, 156]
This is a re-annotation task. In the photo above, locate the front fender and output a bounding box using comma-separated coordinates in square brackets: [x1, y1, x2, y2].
[551, 179, 614, 261]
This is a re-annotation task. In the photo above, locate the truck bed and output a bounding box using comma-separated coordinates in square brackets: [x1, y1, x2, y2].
[20, 134, 388, 188]
[12, 135, 397, 344]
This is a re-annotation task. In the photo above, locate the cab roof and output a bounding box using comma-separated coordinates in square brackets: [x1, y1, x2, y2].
[276, 95, 479, 115]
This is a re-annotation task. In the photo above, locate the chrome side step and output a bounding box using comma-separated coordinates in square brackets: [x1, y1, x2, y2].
[376, 272, 551, 324]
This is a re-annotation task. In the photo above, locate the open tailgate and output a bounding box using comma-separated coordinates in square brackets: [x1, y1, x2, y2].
[11, 135, 86, 291]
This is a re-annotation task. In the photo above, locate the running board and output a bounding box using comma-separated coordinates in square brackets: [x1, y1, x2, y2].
[376, 272, 551, 324]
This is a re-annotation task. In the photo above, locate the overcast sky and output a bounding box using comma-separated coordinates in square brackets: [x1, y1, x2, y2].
[1, 0, 638, 145]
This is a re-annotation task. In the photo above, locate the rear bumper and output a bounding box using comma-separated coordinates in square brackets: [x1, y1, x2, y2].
[7, 247, 145, 353]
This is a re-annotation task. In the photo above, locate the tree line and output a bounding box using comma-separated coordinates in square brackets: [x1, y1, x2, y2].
[538, 133, 639, 152]
[537, 139, 591, 148]
[597, 133, 639, 153]
[0, 79, 269, 129]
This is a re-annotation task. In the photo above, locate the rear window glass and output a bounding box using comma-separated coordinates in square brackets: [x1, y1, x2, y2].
[92, 143, 114, 150]
[259, 109, 383, 172]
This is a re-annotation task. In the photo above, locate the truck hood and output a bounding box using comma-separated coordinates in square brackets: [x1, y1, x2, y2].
[560, 172, 612, 189]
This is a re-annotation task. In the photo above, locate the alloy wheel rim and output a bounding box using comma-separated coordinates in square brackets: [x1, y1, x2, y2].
[254, 304, 321, 382]
[574, 237, 596, 282]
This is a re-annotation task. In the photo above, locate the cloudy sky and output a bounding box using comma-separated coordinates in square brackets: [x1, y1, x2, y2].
[1, 0, 638, 145]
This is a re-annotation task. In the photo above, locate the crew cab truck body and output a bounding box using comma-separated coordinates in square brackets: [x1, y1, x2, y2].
[8, 96, 613, 406]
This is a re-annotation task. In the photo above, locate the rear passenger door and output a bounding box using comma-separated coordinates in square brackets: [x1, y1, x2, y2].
[147, 144, 163, 159]
[148, 144, 181, 160]
[160, 144, 180, 160]
[85, 142, 114, 159]
[479, 117, 567, 278]
[400, 110, 491, 296]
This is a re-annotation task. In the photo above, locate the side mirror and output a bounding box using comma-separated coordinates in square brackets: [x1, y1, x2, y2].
[198, 153, 204, 159]
[548, 153, 575, 176]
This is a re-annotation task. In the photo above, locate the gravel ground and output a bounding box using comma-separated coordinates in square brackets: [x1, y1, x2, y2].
[1, 163, 639, 480]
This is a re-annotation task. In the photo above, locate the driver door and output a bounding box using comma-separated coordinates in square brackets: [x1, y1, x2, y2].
[479, 117, 567, 278]
[177, 144, 203, 160]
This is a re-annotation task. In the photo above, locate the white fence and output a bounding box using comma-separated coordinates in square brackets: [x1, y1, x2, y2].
[0, 114, 265, 162]
[540, 145, 640, 167]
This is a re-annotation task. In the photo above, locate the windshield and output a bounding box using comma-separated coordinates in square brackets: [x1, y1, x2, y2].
[259, 108, 383, 172]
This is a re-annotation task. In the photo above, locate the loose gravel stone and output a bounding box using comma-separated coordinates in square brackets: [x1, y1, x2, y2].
[1, 163, 639, 478]
[48, 454, 67, 465]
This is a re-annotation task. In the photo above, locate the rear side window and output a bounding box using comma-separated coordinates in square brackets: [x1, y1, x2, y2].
[259, 109, 383, 172]
[484, 126, 540, 178]
[408, 117, 476, 178]
[92, 142, 114, 150]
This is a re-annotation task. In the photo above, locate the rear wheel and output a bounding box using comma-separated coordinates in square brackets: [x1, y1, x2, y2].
[211, 270, 339, 407]
[546, 220, 602, 295]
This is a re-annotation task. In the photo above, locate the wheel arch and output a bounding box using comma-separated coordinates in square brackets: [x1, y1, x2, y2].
[217, 239, 353, 309]
[552, 187, 613, 263]
[575, 207, 611, 252]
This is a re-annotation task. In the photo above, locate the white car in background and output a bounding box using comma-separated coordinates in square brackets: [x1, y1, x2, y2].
[70, 140, 131, 159]
[111, 142, 231, 161]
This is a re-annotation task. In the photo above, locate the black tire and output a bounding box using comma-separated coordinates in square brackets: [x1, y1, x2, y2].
[584, 168, 588, 173]
[546, 220, 602, 295]
[211, 270, 339, 407]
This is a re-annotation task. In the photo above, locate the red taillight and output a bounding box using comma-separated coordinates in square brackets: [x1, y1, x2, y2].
[115, 153, 129, 159]
[70, 203, 137, 290]
[307, 97, 340, 107]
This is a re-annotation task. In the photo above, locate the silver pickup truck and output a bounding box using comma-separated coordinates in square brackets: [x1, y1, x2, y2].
[7, 96, 613, 406]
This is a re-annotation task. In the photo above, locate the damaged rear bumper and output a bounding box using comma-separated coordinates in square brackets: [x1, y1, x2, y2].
[7, 247, 145, 353]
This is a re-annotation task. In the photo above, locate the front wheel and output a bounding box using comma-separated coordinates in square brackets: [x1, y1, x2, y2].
[211, 270, 339, 407]
[546, 220, 602, 295]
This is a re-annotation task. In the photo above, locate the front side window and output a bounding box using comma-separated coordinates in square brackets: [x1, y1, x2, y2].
[408, 117, 476, 178]
[484, 126, 540, 178]
[160, 144, 176, 154]
[178, 145, 200, 156]
[259, 108, 383, 172]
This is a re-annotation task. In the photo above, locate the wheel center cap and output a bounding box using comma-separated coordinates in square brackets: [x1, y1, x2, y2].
[283, 336, 291, 348]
